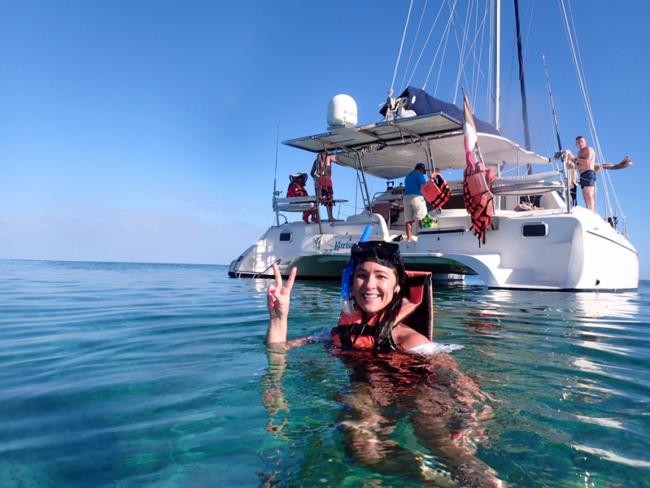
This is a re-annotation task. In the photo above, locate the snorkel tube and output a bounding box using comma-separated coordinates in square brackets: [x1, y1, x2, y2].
[340, 225, 373, 316]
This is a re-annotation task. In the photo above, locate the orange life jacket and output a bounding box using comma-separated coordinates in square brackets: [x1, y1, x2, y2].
[287, 182, 308, 198]
[421, 172, 451, 210]
[330, 271, 434, 350]
[463, 163, 496, 244]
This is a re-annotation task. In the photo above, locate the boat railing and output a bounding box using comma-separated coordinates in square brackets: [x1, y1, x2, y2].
[316, 214, 383, 228]
[273, 195, 318, 212]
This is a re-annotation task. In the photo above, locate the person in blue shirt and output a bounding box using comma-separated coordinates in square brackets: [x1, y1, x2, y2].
[403, 163, 429, 241]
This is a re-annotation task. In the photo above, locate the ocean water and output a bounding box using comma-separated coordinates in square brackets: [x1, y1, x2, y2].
[1, 259, 649, 487]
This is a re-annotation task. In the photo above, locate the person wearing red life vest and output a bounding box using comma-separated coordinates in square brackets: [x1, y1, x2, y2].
[262, 242, 504, 486]
[286, 173, 317, 224]
[265, 242, 431, 352]
[310, 153, 338, 222]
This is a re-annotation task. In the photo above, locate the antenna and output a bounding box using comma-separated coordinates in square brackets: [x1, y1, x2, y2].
[273, 126, 280, 227]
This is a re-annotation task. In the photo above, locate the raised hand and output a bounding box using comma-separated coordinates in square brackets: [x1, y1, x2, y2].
[265, 263, 297, 344]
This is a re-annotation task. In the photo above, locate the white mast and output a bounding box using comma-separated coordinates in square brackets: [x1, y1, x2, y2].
[492, 0, 501, 132]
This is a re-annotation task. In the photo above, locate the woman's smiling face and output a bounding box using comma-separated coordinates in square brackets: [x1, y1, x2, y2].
[354, 260, 398, 317]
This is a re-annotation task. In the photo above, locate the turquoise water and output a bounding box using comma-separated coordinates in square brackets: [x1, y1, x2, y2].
[1, 259, 649, 487]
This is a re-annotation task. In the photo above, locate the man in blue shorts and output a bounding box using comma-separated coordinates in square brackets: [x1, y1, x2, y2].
[403, 163, 429, 241]
[567, 136, 596, 213]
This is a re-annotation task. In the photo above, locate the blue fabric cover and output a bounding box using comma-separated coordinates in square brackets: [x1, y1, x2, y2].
[380, 86, 499, 136]
[404, 170, 427, 196]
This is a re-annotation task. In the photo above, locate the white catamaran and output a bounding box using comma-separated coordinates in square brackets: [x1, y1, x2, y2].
[229, 1, 638, 290]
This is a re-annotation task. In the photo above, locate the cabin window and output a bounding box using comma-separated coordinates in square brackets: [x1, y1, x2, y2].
[522, 223, 548, 238]
[279, 231, 292, 242]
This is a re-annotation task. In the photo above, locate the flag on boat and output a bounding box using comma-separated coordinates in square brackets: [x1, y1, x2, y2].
[462, 88, 495, 244]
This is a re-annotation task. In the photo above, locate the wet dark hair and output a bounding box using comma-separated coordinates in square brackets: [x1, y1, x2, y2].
[351, 242, 408, 352]
[575, 135, 585, 141]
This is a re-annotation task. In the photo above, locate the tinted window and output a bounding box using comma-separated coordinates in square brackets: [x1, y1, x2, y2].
[522, 223, 547, 238]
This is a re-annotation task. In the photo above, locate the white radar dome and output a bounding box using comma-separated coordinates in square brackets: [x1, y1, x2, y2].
[327, 94, 358, 127]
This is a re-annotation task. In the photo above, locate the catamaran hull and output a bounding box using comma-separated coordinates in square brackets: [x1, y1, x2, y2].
[229, 208, 638, 291]
[227, 218, 471, 282]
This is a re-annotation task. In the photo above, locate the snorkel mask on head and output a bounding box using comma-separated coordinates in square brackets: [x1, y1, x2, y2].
[341, 227, 405, 315]
[341, 226, 372, 315]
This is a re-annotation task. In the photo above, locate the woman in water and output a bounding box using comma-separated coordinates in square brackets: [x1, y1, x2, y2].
[263, 242, 504, 486]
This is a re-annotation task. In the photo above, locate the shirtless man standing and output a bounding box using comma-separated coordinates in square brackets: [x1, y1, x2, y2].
[567, 136, 596, 213]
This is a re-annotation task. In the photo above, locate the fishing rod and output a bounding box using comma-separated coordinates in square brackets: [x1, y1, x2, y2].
[543, 56, 571, 213]
[273, 126, 280, 227]
[543, 56, 562, 152]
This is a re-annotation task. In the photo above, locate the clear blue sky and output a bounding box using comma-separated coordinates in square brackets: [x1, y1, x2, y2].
[1, 1, 648, 277]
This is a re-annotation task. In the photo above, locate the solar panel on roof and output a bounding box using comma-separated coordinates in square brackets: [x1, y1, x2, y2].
[283, 113, 464, 152]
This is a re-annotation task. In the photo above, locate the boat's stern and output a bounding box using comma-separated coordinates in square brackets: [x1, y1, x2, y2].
[228, 217, 390, 279]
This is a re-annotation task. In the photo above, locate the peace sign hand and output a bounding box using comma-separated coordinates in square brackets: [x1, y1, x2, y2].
[267, 263, 297, 323]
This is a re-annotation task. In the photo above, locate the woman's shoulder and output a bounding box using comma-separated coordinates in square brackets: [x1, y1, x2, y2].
[392, 323, 430, 351]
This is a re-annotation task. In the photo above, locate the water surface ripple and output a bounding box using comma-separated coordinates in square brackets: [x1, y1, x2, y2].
[0, 260, 648, 487]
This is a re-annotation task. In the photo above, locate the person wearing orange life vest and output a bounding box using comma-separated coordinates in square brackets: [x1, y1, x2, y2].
[403, 163, 429, 242]
[265, 242, 432, 352]
[286, 173, 317, 224]
[262, 242, 504, 486]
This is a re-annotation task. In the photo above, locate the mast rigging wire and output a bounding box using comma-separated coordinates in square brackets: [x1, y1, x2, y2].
[558, 0, 624, 225]
[472, 0, 490, 110]
[390, 0, 414, 96]
[433, 11, 453, 97]
[406, 1, 446, 88]
[450, 1, 490, 105]
[565, 0, 621, 220]
[486, 0, 493, 122]
[448, 0, 489, 105]
[523, 0, 536, 61]
[424, 0, 456, 92]
[399, 0, 428, 94]
[514, 0, 531, 153]
[451, 0, 474, 104]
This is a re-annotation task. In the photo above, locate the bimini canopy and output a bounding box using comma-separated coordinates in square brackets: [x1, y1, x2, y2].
[283, 88, 550, 180]
[379, 86, 499, 136]
[337, 132, 548, 179]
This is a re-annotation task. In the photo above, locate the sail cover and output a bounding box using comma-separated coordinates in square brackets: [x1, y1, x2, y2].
[380, 87, 499, 136]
